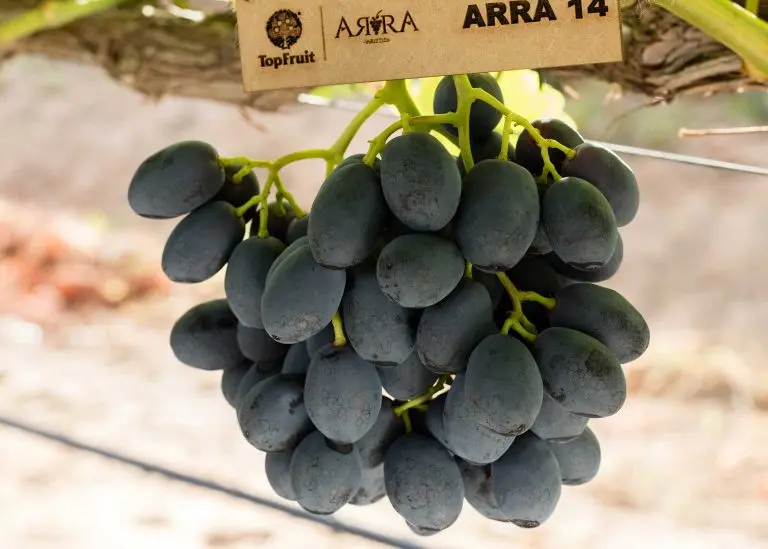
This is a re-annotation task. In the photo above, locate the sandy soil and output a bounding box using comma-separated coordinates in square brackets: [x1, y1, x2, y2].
[1, 55, 767, 549]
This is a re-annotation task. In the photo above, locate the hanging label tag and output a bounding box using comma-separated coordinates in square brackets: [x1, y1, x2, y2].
[234, 0, 623, 92]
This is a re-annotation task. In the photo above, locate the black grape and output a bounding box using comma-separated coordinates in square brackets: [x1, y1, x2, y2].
[237, 374, 313, 452]
[264, 236, 308, 288]
[535, 327, 626, 418]
[454, 159, 539, 272]
[464, 334, 543, 436]
[285, 216, 309, 244]
[542, 177, 618, 269]
[161, 201, 245, 283]
[458, 460, 509, 522]
[233, 360, 283, 409]
[281, 342, 311, 375]
[250, 200, 296, 240]
[213, 165, 260, 210]
[309, 162, 388, 268]
[376, 233, 464, 309]
[304, 345, 383, 444]
[562, 143, 640, 226]
[456, 131, 517, 177]
[236, 324, 288, 362]
[547, 232, 623, 283]
[261, 245, 346, 344]
[377, 351, 438, 401]
[170, 299, 244, 370]
[442, 374, 516, 465]
[550, 282, 650, 363]
[289, 431, 363, 515]
[220, 360, 253, 408]
[383, 433, 464, 530]
[305, 324, 334, 356]
[548, 426, 601, 485]
[407, 522, 442, 537]
[128, 141, 224, 219]
[380, 132, 462, 232]
[265, 449, 298, 501]
[225, 236, 285, 329]
[336, 153, 381, 172]
[354, 398, 404, 468]
[491, 432, 562, 528]
[516, 119, 584, 176]
[424, 393, 451, 450]
[472, 270, 505, 309]
[350, 464, 386, 506]
[342, 264, 420, 366]
[416, 279, 494, 374]
[433, 73, 504, 140]
[530, 392, 588, 442]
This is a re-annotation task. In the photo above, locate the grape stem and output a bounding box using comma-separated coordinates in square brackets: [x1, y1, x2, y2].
[393, 375, 452, 433]
[331, 312, 347, 347]
[496, 272, 556, 342]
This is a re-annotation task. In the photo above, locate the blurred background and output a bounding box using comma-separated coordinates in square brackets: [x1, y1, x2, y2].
[1, 53, 767, 549]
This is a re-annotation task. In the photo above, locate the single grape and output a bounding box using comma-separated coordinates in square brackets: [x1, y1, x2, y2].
[213, 165, 260, 210]
[491, 432, 562, 528]
[225, 236, 285, 329]
[433, 73, 504, 140]
[530, 392, 588, 442]
[535, 327, 626, 418]
[354, 398, 404, 469]
[562, 143, 640, 226]
[376, 233, 464, 309]
[220, 360, 253, 408]
[237, 374, 313, 452]
[542, 177, 618, 269]
[455, 131, 517, 177]
[454, 159, 539, 272]
[383, 433, 464, 530]
[416, 279, 494, 375]
[265, 449, 298, 501]
[264, 236, 308, 288]
[128, 141, 224, 219]
[464, 334, 543, 436]
[170, 299, 244, 370]
[236, 324, 288, 362]
[249, 200, 296, 240]
[350, 464, 386, 506]
[516, 119, 584, 176]
[546, 232, 623, 283]
[380, 132, 462, 232]
[406, 522, 443, 537]
[457, 460, 509, 522]
[550, 282, 650, 363]
[285, 216, 309, 244]
[377, 351, 438, 401]
[424, 393, 451, 450]
[289, 431, 363, 515]
[304, 345, 383, 444]
[233, 360, 282, 408]
[442, 374, 516, 465]
[342, 264, 420, 366]
[261, 245, 346, 344]
[281, 342, 311, 375]
[309, 163, 388, 268]
[548, 426, 601, 485]
[161, 201, 245, 283]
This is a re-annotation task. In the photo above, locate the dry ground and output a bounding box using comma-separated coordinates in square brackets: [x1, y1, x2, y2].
[1, 56, 767, 549]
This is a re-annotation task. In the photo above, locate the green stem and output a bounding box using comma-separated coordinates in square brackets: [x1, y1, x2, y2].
[652, 0, 768, 81]
[0, 0, 132, 46]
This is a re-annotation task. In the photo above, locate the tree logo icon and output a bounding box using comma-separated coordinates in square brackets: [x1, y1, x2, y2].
[266, 9, 303, 50]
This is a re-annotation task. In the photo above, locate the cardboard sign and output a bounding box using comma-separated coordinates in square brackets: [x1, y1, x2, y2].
[234, 0, 623, 92]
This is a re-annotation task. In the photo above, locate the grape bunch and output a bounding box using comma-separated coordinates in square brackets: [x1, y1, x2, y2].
[127, 73, 649, 535]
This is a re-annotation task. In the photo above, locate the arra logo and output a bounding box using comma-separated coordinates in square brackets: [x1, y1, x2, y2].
[335, 10, 418, 45]
[463, 1, 557, 28]
[260, 9, 317, 70]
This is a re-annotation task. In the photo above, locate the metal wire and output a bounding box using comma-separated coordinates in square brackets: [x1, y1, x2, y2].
[295, 93, 768, 177]
[0, 415, 423, 549]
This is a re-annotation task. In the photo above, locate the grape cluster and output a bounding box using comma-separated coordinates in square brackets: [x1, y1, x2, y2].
[127, 73, 649, 535]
